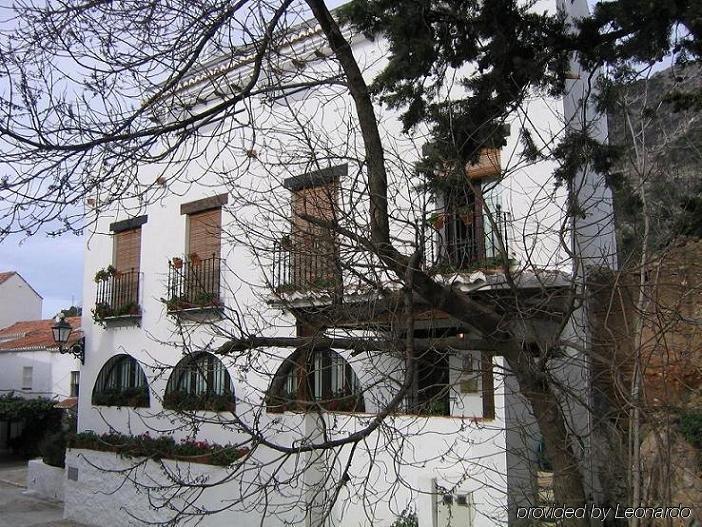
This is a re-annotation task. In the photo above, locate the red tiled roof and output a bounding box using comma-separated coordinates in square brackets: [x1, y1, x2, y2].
[0, 271, 16, 285]
[55, 397, 78, 409]
[0, 317, 82, 351]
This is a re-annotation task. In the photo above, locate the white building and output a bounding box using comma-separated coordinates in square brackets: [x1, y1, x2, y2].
[66, 2, 616, 526]
[0, 317, 82, 400]
[0, 272, 42, 330]
[0, 317, 83, 450]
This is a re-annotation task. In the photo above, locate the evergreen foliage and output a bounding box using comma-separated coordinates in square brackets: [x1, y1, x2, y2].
[0, 394, 62, 458]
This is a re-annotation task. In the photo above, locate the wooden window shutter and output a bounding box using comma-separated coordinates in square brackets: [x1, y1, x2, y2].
[188, 207, 221, 259]
[114, 227, 141, 272]
[291, 182, 338, 288]
[466, 148, 501, 179]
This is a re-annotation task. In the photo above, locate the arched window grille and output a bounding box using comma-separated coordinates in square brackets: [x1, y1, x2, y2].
[92, 354, 150, 407]
[268, 348, 364, 413]
[164, 352, 234, 412]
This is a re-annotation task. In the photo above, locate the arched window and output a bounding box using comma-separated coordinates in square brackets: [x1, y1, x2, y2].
[92, 354, 149, 407]
[164, 352, 234, 412]
[267, 348, 365, 413]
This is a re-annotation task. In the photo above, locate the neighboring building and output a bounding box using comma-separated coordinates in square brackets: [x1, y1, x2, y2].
[0, 317, 82, 451]
[65, 2, 616, 526]
[0, 317, 82, 399]
[0, 272, 42, 329]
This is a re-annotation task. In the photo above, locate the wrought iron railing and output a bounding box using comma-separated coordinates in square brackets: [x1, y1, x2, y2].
[94, 268, 141, 319]
[422, 206, 512, 273]
[167, 254, 222, 311]
[271, 208, 512, 294]
[271, 240, 341, 293]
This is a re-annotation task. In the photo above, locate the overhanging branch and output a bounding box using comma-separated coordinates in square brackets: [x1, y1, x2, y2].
[216, 335, 497, 355]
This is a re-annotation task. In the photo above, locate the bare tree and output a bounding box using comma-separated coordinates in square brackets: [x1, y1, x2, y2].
[0, 1, 698, 526]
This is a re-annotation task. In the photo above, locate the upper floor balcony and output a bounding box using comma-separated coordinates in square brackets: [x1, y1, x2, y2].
[423, 205, 513, 274]
[270, 206, 513, 299]
[166, 254, 223, 314]
[93, 267, 141, 324]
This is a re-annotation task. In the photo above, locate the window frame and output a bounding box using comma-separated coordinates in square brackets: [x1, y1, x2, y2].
[92, 354, 150, 408]
[268, 348, 364, 414]
[164, 352, 235, 412]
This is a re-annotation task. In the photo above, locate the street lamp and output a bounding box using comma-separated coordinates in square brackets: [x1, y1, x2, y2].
[51, 314, 85, 364]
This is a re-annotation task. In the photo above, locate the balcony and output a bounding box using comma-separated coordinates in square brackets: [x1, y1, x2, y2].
[271, 239, 342, 295]
[271, 209, 511, 298]
[93, 267, 141, 325]
[166, 254, 222, 316]
[424, 206, 513, 274]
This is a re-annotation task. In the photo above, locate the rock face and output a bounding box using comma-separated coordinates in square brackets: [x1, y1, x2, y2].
[640, 429, 702, 526]
[607, 62, 702, 259]
[588, 239, 702, 514]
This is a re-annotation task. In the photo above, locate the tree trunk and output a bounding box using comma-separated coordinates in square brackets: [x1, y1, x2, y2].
[505, 345, 588, 526]
[306, 3, 589, 520]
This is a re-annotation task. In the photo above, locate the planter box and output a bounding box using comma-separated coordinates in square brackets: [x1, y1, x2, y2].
[27, 458, 65, 501]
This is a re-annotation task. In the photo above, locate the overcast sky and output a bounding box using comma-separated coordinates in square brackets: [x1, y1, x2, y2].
[0, 233, 84, 319]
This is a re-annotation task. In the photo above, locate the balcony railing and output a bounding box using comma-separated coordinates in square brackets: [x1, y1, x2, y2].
[94, 268, 141, 320]
[270, 208, 512, 295]
[167, 254, 222, 312]
[271, 240, 341, 294]
[423, 206, 512, 273]
[424, 207, 512, 273]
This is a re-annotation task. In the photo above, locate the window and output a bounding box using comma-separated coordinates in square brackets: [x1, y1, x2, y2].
[70, 370, 80, 397]
[92, 354, 149, 407]
[22, 366, 33, 390]
[459, 354, 480, 394]
[277, 166, 342, 292]
[268, 348, 364, 413]
[408, 349, 450, 416]
[435, 483, 475, 527]
[169, 196, 227, 311]
[114, 227, 142, 274]
[164, 353, 234, 412]
[187, 207, 222, 261]
[432, 148, 506, 271]
[95, 217, 146, 320]
[443, 183, 482, 269]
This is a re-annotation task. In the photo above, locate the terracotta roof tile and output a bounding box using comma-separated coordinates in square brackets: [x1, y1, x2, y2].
[0, 317, 82, 352]
[0, 272, 16, 285]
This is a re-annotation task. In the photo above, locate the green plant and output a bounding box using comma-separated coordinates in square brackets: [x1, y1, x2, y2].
[0, 394, 62, 458]
[93, 265, 117, 283]
[192, 290, 220, 306]
[92, 301, 140, 321]
[417, 397, 449, 417]
[680, 411, 702, 450]
[68, 431, 249, 467]
[163, 390, 234, 412]
[92, 386, 149, 408]
[164, 291, 221, 312]
[266, 391, 298, 413]
[39, 430, 67, 468]
[390, 507, 418, 527]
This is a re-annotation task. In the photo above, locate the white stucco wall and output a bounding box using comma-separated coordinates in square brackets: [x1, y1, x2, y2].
[67, 361, 509, 527]
[70, 0, 615, 525]
[27, 459, 65, 502]
[0, 274, 42, 330]
[0, 349, 79, 399]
